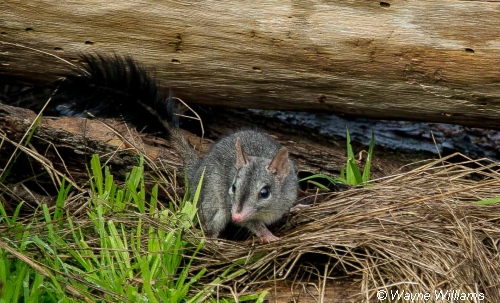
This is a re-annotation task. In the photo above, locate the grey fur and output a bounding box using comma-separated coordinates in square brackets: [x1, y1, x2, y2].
[179, 129, 298, 242]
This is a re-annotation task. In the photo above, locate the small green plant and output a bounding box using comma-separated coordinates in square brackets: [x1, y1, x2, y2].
[343, 127, 374, 186]
[0, 154, 266, 302]
[76, 155, 206, 302]
[301, 127, 375, 189]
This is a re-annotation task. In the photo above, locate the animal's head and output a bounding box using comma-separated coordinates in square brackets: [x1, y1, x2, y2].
[229, 137, 291, 224]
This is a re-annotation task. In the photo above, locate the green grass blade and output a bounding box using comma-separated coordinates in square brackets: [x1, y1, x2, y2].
[475, 197, 500, 205]
[362, 130, 375, 183]
[90, 154, 104, 196]
[345, 127, 362, 185]
[346, 158, 362, 185]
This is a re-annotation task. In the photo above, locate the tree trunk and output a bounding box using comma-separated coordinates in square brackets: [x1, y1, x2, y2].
[1, 1, 499, 129]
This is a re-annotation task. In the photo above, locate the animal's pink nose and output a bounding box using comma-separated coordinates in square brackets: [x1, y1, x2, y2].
[232, 214, 243, 222]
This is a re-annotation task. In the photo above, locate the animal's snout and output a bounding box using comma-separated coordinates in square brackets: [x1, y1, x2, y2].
[232, 213, 243, 222]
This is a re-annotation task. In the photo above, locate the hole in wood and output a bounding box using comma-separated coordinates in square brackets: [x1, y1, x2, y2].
[380, 2, 390, 8]
[252, 66, 262, 73]
[465, 48, 475, 54]
[477, 96, 491, 106]
[54, 47, 64, 52]
[25, 27, 34, 32]
[85, 41, 94, 45]
[171, 59, 181, 64]
[1, 32, 7, 35]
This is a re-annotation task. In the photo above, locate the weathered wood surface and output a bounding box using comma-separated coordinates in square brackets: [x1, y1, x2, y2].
[0, 103, 408, 187]
[1, 1, 500, 128]
[0, 103, 180, 183]
[0, 103, 345, 179]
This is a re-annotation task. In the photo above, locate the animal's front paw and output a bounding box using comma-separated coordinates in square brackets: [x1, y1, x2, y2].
[290, 203, 310, 213]
[248, 222, 280, 243]
[260, 233, 280, 243]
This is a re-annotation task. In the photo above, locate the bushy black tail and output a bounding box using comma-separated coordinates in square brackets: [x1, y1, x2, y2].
[2, 53, 199, 168]
[56, 54, 177, 137]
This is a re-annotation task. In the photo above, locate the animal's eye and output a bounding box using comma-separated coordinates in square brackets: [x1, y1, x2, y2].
[259, 186, 270, 199]
[231, 182, 236, 193]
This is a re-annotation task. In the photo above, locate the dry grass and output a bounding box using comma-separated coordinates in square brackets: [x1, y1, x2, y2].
[194, 153, 500, 302]
[1, 110, 499, 301]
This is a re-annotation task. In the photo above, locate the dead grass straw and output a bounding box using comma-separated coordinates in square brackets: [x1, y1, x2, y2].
[196, 153, 500, 302]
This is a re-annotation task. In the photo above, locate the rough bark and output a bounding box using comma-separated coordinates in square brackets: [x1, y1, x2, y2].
[0, 102, 188, 182]
[0, 103, 345, 179]
[1, 1, 500, 128]
[0, 103, 409, 189]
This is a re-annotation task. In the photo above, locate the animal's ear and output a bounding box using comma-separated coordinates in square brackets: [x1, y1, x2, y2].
[235, 137, 250, 168]
[267, 147, 290, 181]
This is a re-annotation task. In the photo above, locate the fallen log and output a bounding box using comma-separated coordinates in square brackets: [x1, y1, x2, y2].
[1, 1, 499, 128]
[0, 102, 413, 192]
[0, 103, 343, 182]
